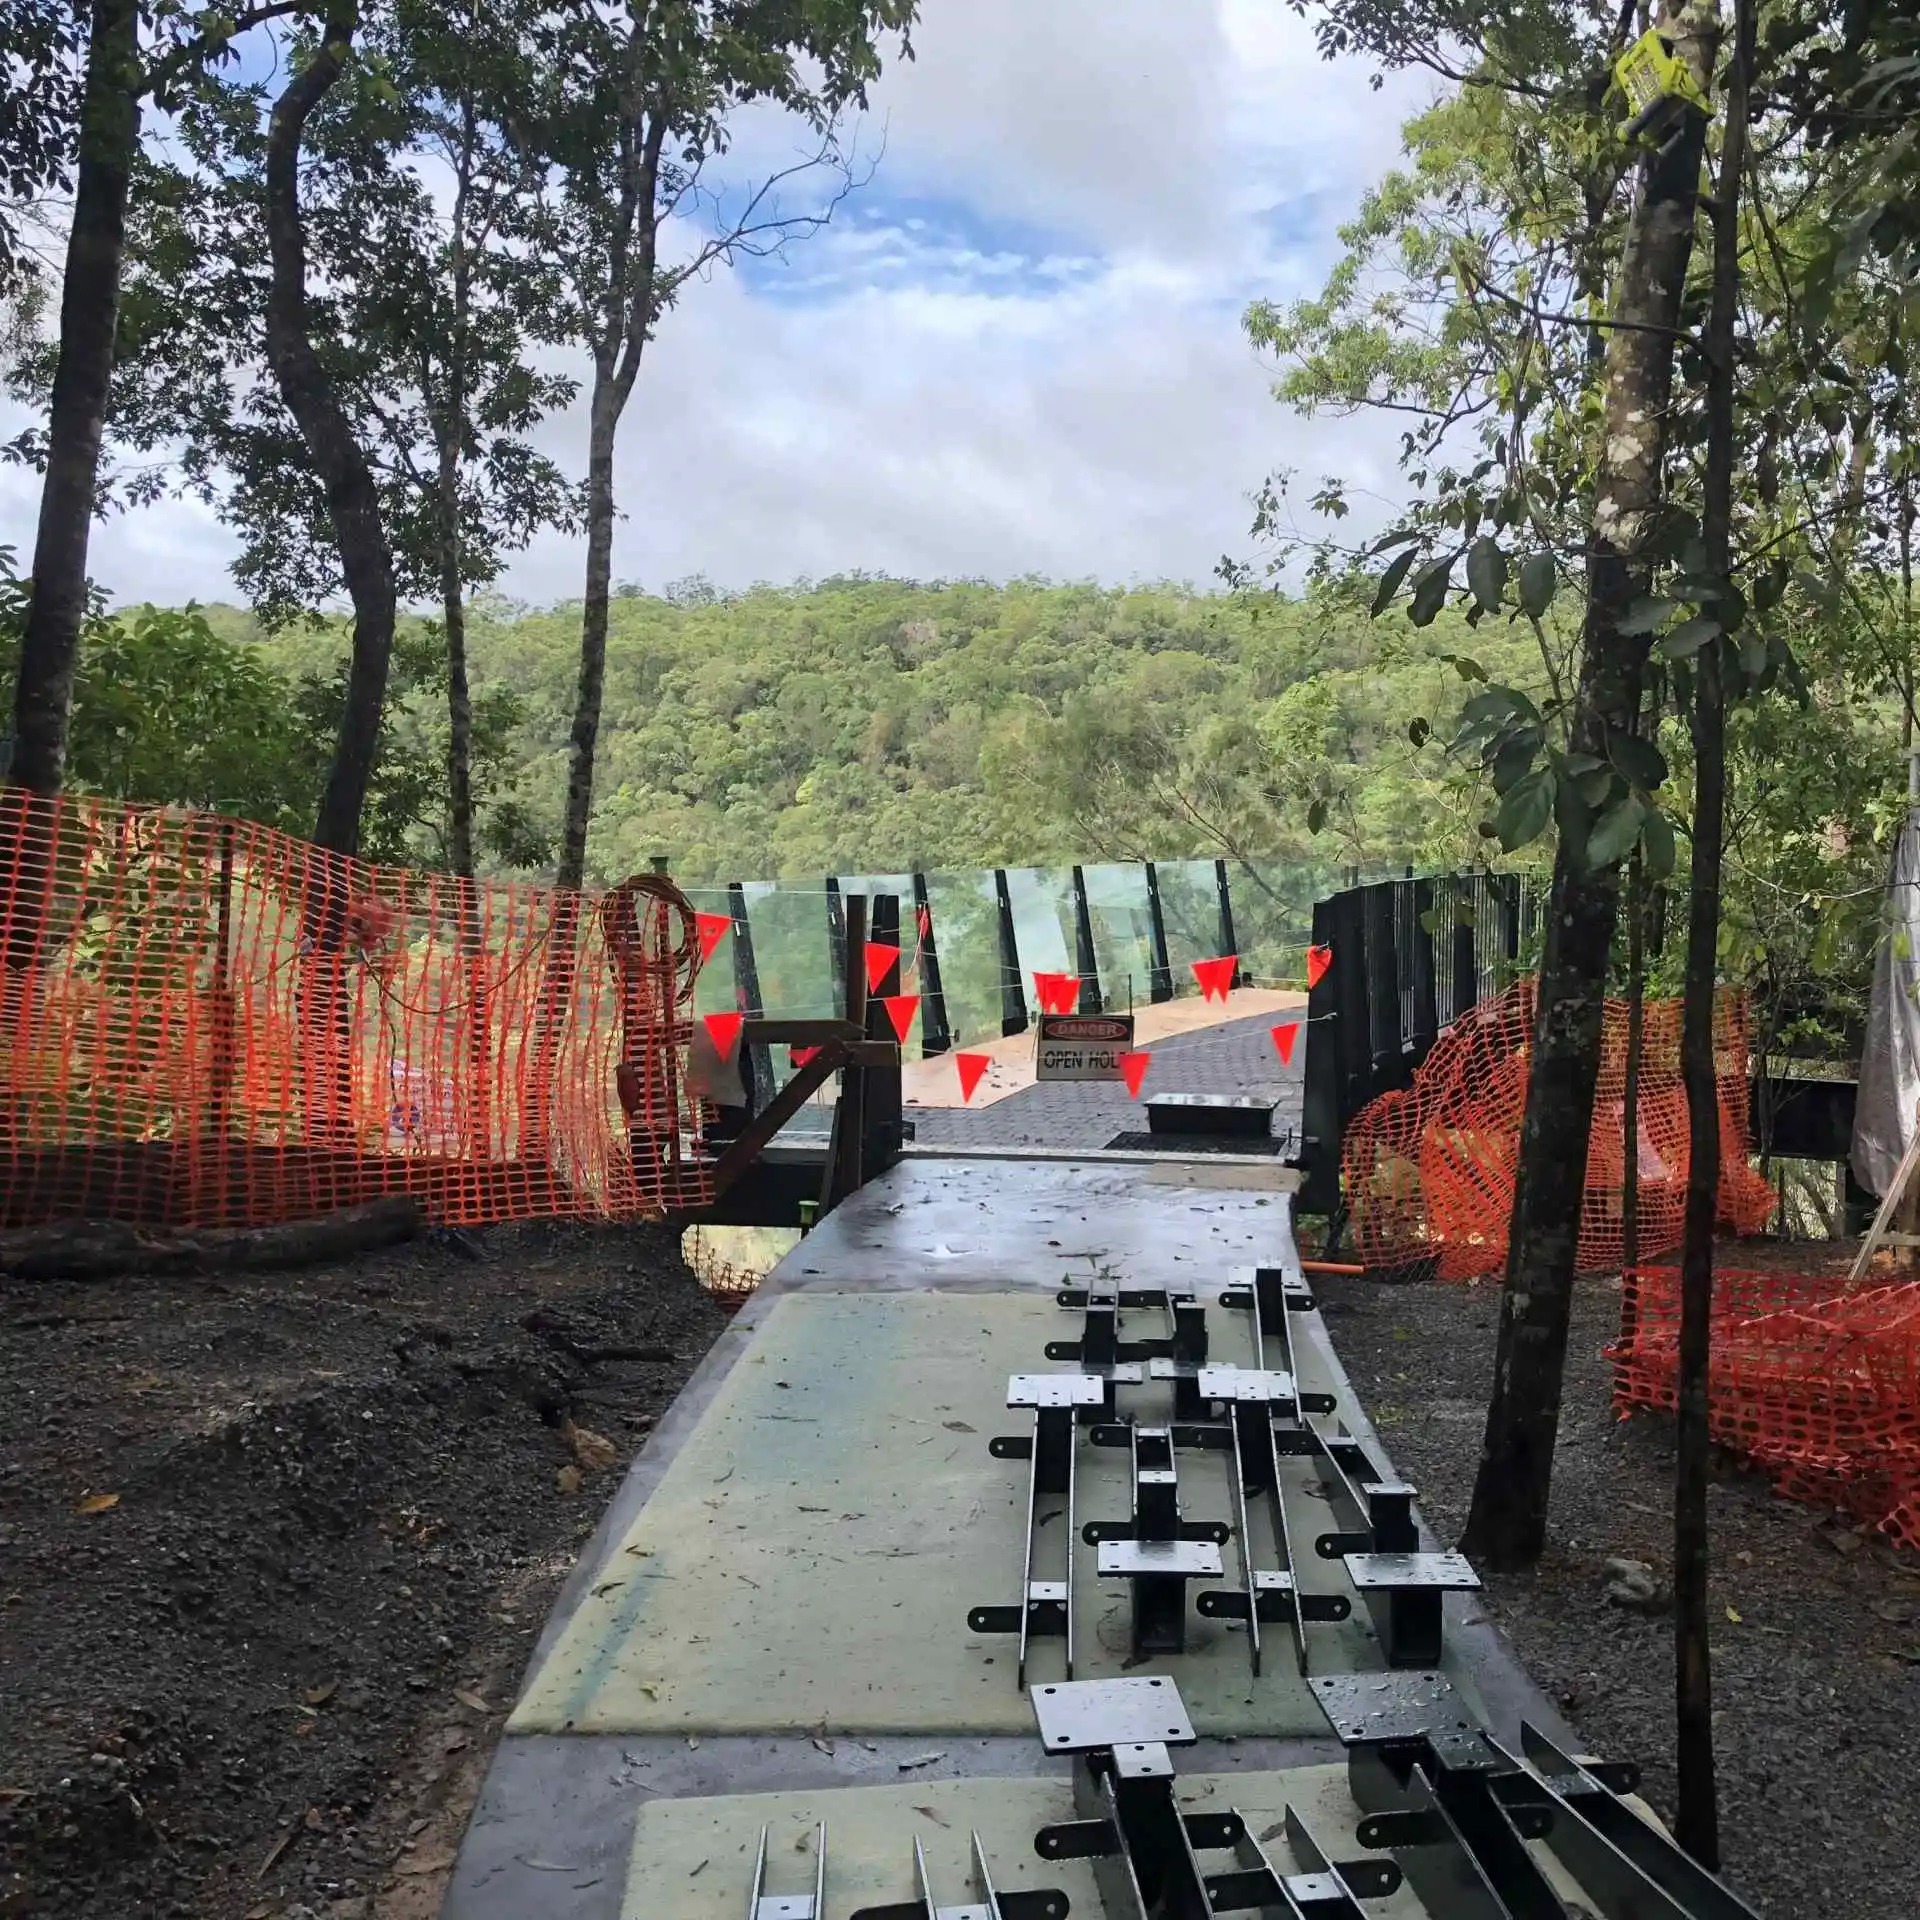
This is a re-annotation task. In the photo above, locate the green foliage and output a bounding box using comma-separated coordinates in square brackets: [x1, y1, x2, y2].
[147, 576, 1535, 891]
[0, 575, 311, 822]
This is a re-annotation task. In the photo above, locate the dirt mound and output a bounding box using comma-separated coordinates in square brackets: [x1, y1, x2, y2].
[0, 1219, 725, 1918]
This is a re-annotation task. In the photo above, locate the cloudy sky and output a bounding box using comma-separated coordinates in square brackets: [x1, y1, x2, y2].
[0, 0, 1434, 610]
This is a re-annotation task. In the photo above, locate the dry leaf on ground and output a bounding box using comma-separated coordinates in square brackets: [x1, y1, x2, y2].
[74, 1492, 119, 1515]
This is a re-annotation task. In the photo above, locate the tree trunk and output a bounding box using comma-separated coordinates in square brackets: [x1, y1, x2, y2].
[261, 0, 396, 860]
[1461, 13, 1716, 1572]
[554, 96, 666, 892]
[558, 384, 619, 889]
[1621, 837, 1647, 1345]
[441, 100, 477, 883]
[10, 0, 140, 796]
[1674, 0, 1752, 1870]
[440, 462, 475, 877]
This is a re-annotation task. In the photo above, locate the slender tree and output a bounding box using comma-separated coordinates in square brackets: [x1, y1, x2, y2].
[521, 0, 917, 889]
[261, 2, 399, 857]
[1671, 0, 1752, 1866]
[12, 0, 141, 797]
[1460, 0, 1721, 1566]
[8, 0, 302, 800]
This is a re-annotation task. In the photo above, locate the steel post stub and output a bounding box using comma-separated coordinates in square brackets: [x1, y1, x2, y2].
[1030, 1676, 1197, 1753]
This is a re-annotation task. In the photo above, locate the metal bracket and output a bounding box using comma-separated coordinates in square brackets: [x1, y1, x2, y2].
[972, 1374, 1105, 1686]
[1313, 1671, 1763, 1920]
[750, 1821, 826, 1920]
[1087, 1425, 1224, 1657]
[1030, 1679, 1402, 1919]
[1051, 1287, 1207, 1366]
[848, 1831, 1070, 1920]
[1218, 1265, 1316, 1366]
[1501, 1723, 1763, 1920]
[1201, 1806, 1401, 1918]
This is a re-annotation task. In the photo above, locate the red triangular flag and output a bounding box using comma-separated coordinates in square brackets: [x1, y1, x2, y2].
[693, 911, 731, 965]
[1191, 955, 1236, 1003]
[1120, 1051, 1151, 1099]
[789, 1046, 819, 1070]
[703, 1011, 743, 1060]
[865, 942, 900, 993]
[881, 993, 919, 1044]
[955, 1052, 990, 1103]
[1034, 971, 1080, 1016]
[1306, 943, 1333, 989]
[1272, 1021, 1300, 1066]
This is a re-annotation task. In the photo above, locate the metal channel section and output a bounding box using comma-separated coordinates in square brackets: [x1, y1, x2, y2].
[442, 1158, 1766, 1920]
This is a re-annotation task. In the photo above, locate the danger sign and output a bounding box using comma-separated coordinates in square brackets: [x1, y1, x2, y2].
[1036, 1012, 1136, 1082]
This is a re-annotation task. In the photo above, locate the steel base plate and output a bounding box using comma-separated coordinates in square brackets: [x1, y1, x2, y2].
[1343, 1551, 1480, 1593]
[1030, 1677, 1197, 1753]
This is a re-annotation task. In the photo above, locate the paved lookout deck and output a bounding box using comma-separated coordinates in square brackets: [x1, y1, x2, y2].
[442, 1156, 1588, 1919]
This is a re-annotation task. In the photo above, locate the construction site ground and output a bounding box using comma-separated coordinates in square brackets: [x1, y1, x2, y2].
[1317, 1241, 1920, 1920]
[3, 1179, 1914, 1918]
[0, 1220, 727, 1920]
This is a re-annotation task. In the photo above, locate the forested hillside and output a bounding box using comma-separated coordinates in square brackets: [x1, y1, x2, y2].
[183, 573, 1541, 886]
[7, 551, 1900, 1035]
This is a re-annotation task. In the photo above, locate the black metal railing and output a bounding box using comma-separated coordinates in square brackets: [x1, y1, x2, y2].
[1299, 872, 1533, 1217]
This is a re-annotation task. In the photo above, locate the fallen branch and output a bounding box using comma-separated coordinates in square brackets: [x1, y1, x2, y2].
[0, 1195, 427, 1282]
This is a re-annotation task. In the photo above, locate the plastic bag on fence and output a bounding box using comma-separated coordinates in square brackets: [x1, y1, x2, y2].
[1852, 810, 1920, 1201]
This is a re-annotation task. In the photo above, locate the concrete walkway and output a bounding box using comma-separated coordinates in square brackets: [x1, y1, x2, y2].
[444, 1156, 1577, 1920]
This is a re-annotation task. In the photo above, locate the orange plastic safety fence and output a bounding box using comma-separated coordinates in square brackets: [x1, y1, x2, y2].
[1341, 977, 1774, 1281]
[1611, 1268, 1920, 1550]
[0, 791, 712, 1230]
[683, 1226, 767, 1315]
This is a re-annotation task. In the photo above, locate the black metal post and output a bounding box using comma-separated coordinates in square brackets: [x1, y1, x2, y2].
[728, 881, 770, 1113]
[1450, 877, 1479, 1024]
[1213, 859, 1243, 983]
[1409, 877, 1438, 1067]
[1143, 862, 1174, 1004]
[865, 892, 906, 1172]
[1360, 885, 1403, 1092]
[1300, 893, 1341, 1217]
[826, 875, 847, 1012]
[822, 893, 867, 1212]
[1070, 864, 1104, 1015]
[1497, 873, 1522, 975]
[910, 872, 951, 1056]
[994, 869, 1029, 1035]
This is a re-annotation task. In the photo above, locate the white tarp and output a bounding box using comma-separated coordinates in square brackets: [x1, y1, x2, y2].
[1851, 810, 1920, 1198]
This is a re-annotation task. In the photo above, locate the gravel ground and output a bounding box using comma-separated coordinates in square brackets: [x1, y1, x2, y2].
[0, 1219, 727, 1920]
[1315, 1254, 1920, 1920]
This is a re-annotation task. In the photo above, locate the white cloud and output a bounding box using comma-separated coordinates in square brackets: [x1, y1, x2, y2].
[0, 0, 1435, 611]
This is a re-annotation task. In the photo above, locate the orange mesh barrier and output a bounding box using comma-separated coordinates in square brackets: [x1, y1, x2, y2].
[684, 1226, 768, 1315]
[1612, 1268, 1920, 1551]
[0, 791, 712, 1230]
[1342, 978, 1774, 1280]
